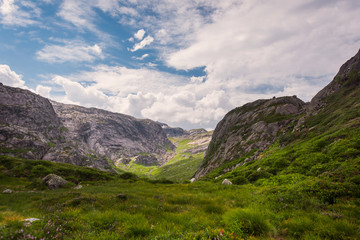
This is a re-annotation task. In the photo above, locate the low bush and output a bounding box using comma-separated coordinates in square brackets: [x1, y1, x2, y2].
[223, 208, 272, 237]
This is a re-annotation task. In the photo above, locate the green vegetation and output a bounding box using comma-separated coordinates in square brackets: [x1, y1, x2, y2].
[115, 135, 206, 182]
[0, 156, 359, 239]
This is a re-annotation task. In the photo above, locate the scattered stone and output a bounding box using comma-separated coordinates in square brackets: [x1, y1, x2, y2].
[190, 178, 196, 183]
[222, 179, 232, 185]
[116, 193, 127, 201]
[74, 185, 83, 189]
[24, 218, 40, 226]
[2, 189, 13, 194]
[42, 174, 68, 190]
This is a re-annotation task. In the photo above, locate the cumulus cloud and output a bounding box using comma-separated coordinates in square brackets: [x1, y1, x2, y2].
[131, 35, 154, 52]
[36, 41, 103, 63]
[134, 29, 145, 40]
[0, 64, 26, 88]
[0, 0, 39, 26]
[35, 84, 51, 98]
[166, 0, 360, 106]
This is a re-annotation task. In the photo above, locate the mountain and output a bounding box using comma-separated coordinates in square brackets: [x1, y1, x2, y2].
[195, 49, 360, 180]
[115, 127, 212, 182]
[0, 84, 174, 170]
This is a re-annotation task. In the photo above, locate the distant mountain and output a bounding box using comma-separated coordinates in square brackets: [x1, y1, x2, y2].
[0, 84, 174, 171]
[195, 49, 360, 180]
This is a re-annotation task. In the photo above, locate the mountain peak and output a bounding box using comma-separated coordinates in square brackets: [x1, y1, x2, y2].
[310, 49, 360, 112]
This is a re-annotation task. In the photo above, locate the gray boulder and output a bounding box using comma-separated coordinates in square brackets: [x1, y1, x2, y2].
[2, 189, 13, 194]
[42, 174, 68, 190]
[222, 179, 232, 185]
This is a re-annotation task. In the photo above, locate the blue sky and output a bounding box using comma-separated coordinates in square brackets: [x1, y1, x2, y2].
[0, 0, 360, 130]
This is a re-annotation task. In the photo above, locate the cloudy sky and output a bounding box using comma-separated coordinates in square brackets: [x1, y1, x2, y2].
[0, 0, 360, 129]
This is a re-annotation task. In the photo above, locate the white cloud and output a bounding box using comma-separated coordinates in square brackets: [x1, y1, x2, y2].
[165, 0, 360, 106]
[190, 76, 205, 84]
[53, 75, 109, 107]
[134, 29, 145, 40]
[35, 84, 51, 98]
[133, 54, 149, 60]
[0, 0, 39, 26]
[0, 64, 26, 88]
[36, 41, 104, 63]
[131, 35, 154, 52]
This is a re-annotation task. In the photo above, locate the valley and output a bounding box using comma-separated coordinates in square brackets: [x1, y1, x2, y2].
[0, 49, 360, 239]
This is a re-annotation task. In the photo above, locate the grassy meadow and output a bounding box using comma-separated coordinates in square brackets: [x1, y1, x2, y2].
[0, 155, 359, 239]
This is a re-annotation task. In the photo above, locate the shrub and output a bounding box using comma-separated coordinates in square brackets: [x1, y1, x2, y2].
[223, 208, 271, 237]
[281, 216, 315, 238]
[119, 172, 138, 180]
[232, 176, 249, 185]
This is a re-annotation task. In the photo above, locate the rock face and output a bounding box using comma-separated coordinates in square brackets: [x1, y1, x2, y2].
[0, 83, 174, 170]
[42, 174, 68, 190]
[310, 49, 360, 112]
[50, 101, 174, 165]
[195, 96, 305, 178]
[195, 49, 360, 179]
[0, 83, 62, 160]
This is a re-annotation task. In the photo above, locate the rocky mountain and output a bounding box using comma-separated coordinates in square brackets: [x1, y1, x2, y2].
[0, 84, 174, 170]
[195, 49, 360, 179]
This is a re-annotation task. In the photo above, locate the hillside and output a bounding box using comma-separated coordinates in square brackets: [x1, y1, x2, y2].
[195, 49, 360, 198]
[0, 84, 174, 171]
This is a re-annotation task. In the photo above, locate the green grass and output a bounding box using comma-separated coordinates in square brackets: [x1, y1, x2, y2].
[114, 135, 207, 182]
[0, 158, 359, 239]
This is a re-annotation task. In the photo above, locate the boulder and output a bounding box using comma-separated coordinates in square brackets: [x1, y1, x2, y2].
[222, 179, 232, 185]
[190, 178, 196, 183]
[42, 174, 68, 190]
[2, 189, 13, 194]
[116, 193, 127, 201]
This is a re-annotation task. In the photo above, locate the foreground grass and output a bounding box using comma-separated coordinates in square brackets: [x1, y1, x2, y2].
[0, 157, 359, 239]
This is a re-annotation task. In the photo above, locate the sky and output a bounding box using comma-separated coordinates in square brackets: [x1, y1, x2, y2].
[0, 0, 360, 130]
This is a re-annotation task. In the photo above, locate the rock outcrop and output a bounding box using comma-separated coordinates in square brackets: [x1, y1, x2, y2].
[195, 96, 305, 178]
[42, 174, 68, 190]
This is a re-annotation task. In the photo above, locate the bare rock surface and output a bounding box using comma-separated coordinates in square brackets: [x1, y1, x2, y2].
[195, 96, 305, 179]
[42, 174, 68, 190]
[0, 83, 174, 170]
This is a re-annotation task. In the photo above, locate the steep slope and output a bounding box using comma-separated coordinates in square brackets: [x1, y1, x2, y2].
[196, 49, 360, 181]
[195, 96, 306, 178]
[0, 83, 63, 160]
[0, 84, 174, 170]
[50, 101, 174, 165]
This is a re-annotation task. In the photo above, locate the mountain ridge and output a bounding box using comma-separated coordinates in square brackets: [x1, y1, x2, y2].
[0, 84, 174, 171]
[195, 48, 360, 180]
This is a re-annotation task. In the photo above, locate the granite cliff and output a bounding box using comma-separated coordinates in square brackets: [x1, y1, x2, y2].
[0, 84, 174, 170]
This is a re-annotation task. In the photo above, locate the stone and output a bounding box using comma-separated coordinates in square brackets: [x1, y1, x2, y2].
[190, 178, 196, 183]
[24, 218, 40, 226]
[42, 174, 68, 190]
[74, 185, 83, 189]
[2, 189, 13, 194]
[116, 193, 127, 201]
[222, 179, 232, 185]
[257, 167, 261, 171]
